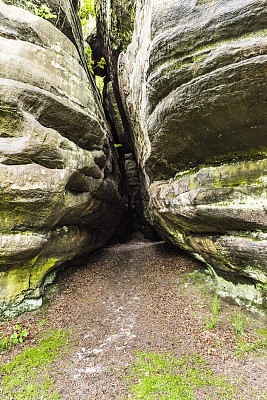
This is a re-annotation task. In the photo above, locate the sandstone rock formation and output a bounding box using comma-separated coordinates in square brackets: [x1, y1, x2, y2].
[0, 0, 122, 319]
[102, 0, 267, 306]
[1, 0, 267, 317]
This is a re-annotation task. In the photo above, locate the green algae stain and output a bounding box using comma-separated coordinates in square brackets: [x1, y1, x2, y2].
[0, 256, 39, 303]
[29, 257, 60, 288]
[0, 202, 33, 231]
[168, 158, 267, 191]
[168, 192, 176, 199]
[194, 29, 267, 54]
[0, 256, 60, 320]
[256, 329, 267, 338]
[205, 148, 267, 167]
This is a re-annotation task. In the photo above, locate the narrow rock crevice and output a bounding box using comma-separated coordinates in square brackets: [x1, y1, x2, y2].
[0, 0, 267, 319]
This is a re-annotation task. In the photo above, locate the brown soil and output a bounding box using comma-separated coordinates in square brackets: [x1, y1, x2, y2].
[1, 235, 267, 399]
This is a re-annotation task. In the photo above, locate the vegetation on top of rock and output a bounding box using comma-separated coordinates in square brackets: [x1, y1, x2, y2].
[79, 0, 95, 38]
[25, 1, 57, 19]
[3, 0, 57, 19]
[79, 0, 95, 21]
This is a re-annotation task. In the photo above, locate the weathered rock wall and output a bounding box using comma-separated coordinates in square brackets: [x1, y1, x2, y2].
[2, 0, 80, 45]
[0, 0, 122, 319]
[95, 0, 136, 81]
[110, 0, 267, 306]
[94, 0, 158, 239]
[93, 0, 137, 152]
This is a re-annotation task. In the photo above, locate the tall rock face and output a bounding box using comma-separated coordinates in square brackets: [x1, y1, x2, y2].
[102, 0, 267, 306]
[0, 0, 122, 319]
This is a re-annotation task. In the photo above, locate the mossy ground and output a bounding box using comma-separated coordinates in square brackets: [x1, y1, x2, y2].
[124, 351, 262, 400]
[0, 328, 71, 399]
[0, 240, 266, 399]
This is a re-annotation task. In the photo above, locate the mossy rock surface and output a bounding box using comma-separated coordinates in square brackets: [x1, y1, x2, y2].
[0, 0, 122, 318]
[116, 0, 267, 289]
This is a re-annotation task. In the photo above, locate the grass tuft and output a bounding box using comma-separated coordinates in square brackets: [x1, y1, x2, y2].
[205, 294, 220, 330]
[232, 311, 244, 336]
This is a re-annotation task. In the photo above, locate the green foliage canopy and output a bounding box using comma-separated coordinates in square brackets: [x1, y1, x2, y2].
[79, 0, 95, 25]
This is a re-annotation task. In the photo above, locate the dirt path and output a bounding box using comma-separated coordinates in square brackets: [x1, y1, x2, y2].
[1, 237, 267, 399]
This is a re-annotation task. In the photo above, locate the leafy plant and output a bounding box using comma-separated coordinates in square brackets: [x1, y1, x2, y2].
[97, 57, 106, 70]
[10, 324, 28, 345]
[0, 324, 28, 352]
[85, 47, 106, 75]
[0, 336, 12, 351]
[85, 46, 94, 73]
[78, 0, 95, 23]
[25, 2, 57, 20]
[205, 293, 220, 330]
[37, 4, 57, 19]
[230, 312, 267, 357]
[79, 0, 96, 38]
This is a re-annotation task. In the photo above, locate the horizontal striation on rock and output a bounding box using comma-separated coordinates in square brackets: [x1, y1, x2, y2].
[0, 0, 122, 318]
[150, 160, 267, 233]
[117, 0, 267, 304]
[149, 0, 267, 70]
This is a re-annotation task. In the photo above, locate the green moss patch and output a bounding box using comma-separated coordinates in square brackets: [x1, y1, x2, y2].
[0, 328, 71, 399]
[125, 351, 262, 399]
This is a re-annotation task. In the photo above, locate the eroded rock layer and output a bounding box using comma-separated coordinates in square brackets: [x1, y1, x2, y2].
[0, 0, 122, 318]
[116, 0, 267, 305]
